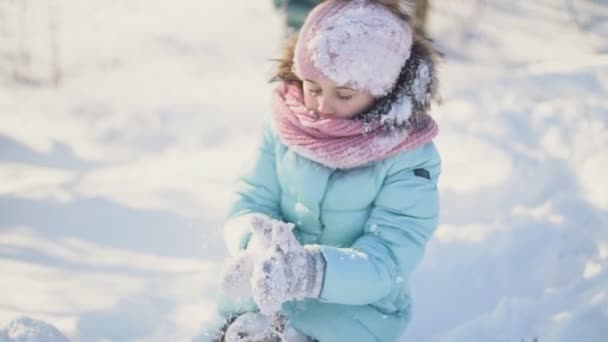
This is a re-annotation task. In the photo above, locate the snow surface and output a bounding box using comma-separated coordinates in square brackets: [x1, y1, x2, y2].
[0, 0, 606, 341]
[0, 317, 69, 342]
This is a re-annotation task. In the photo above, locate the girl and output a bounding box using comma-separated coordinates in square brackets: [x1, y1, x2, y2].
[215, 0, 441, 341]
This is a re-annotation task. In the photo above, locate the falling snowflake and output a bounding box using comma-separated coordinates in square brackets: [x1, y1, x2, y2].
[370, 223, 379, 235]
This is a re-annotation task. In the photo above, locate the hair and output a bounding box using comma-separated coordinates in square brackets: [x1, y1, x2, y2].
[269, 32, 301, 86]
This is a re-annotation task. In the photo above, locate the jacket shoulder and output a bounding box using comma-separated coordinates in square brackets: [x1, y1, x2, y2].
[383, 142, 441, 181]
[262, 113, 280, 144]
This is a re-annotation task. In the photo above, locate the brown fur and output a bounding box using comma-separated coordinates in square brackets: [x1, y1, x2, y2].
[270, 32, 301, 87]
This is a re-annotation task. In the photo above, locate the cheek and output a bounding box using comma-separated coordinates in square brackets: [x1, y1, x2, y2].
[331, 102, 358, 119]
[341, 99, 371, 117]
[353, 97, 375, 113]
[303, 92, 317, 110]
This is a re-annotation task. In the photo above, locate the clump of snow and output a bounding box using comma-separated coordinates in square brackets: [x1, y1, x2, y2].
[369, 223, 379, 235]
[411, 62, 432, 104]
[294, 202, 310, 216]
[379, 95, 413, 127]
[223, 312, 275, 342]
[0, 317, 69, 342]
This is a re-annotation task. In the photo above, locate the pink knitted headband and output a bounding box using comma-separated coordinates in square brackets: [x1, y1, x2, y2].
[293, 0, 413, 97]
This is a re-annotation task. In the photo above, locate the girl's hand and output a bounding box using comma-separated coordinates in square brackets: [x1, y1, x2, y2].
[251, 221, 325, 315]
[220, 215, 276, 297]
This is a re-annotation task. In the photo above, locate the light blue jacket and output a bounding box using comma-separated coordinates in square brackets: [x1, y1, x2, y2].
[221, 118, 441, 342]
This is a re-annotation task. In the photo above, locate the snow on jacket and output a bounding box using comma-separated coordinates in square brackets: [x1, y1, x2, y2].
[220, 117, 441, 342]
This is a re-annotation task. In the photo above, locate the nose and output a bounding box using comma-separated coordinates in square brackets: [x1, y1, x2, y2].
[317, 97, 334, 117]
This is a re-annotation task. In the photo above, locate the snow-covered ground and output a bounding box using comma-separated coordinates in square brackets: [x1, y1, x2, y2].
[0, 0, 606, 341]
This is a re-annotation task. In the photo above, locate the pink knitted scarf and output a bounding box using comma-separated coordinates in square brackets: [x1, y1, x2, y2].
[272, 83, 438, 169]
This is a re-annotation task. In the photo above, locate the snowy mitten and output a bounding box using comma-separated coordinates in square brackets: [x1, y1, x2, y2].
[251, 221, 325, 315]
[220, 215, 276, 297]
[224, 312, 278, 342]
[220, 250, 256, 297]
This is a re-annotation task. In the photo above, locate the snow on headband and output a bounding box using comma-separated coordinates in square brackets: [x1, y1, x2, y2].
[294, 0, 413, 97]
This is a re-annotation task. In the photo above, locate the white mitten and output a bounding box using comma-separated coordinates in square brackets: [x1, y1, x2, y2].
[220, 215, 275, 297]
[251, 221, 325, 315]
[221, 250, 256, 297]
[224, 312, 275, 342]
[224, 312, 312, 342]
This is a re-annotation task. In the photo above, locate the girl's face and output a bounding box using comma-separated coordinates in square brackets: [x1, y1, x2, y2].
[302, 78, 375, 120]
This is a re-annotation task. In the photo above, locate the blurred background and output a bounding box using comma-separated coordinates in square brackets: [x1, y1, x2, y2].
[0, 0, 606, 341]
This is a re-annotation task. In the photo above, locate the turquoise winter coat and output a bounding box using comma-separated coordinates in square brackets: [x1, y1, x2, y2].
[273, 0, 320, 31]
[222, 117, 441, 342]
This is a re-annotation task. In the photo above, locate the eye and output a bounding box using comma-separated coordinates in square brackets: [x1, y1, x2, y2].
[308, 88, 322, 96]
[338, 94, 353, 101]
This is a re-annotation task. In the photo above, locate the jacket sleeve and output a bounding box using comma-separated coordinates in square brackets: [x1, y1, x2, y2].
[317, 143, 441, 305]
[224, 122, 282, 256]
